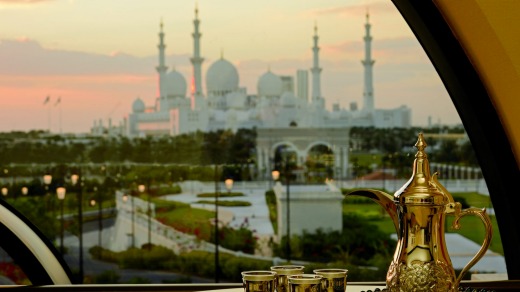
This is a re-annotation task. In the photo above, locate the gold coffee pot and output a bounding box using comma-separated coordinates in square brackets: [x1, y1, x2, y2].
[347, 133, 492, 291]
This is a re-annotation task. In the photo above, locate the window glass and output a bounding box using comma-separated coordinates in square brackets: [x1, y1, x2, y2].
[0, 0, 505, 284]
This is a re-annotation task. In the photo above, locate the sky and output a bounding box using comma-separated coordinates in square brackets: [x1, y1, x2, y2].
[0, 0, 461, 133]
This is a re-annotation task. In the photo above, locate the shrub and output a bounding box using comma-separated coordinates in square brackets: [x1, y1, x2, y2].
[196, 200, 251, 207]
[162, 276, 192, 283]
[273, 214, 395, 267]
[118, 246, 177, 270]
[93, 270, 120, 284]
[197, 192, 244, 198]
[211, 221, 257, 254]
[155, 185, 182, 196]
[127, 277, 151, 284]
[452, 196, 470, 209]
[265, 190, 277, 233]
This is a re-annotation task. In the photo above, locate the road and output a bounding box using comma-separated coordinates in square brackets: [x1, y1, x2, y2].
[62, 217, 213, 284]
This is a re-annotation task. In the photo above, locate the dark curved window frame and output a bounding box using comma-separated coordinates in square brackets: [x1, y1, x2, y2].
[0, 199, 73, 284]
[0, 0, 518, 288]
[392, 0, 520, 279]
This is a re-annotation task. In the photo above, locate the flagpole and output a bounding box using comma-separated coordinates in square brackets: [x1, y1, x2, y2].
[56, 97, 62, 134]
[43, 96, 51, 133]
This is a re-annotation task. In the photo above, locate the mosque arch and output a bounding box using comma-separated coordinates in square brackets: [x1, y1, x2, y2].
[271, 141, 299, 154]
[256, 128, 350, 183]
[304, 141, 332, 153]
[306, 143, 335, 183]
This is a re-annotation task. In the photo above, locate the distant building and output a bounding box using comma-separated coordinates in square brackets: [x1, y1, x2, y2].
[92, 9, 411, 137]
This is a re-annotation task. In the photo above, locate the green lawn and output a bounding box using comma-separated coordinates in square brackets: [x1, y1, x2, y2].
[343, 192, 503, 255]
[350, 152, 382, 166]
[154, 198, 214, 240]
[452, 191, 492, 208]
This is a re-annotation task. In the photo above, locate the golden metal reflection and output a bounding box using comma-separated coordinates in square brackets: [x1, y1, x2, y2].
[242, 271, 277, 292]
[346, 133, 492, 292]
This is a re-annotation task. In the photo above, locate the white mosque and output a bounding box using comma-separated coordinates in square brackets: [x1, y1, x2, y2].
[93, 8, 411, 137]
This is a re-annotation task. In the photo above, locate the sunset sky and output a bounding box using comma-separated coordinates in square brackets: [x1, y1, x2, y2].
[0, 0, 461, 133]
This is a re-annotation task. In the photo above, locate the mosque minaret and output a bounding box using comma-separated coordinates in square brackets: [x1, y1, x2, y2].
[113, 8, 411, 138]
[156, 20, 168, 99]
[190, 5, 205, 109]
[362, 13, 375, 113]
[311, 23, 324, 108]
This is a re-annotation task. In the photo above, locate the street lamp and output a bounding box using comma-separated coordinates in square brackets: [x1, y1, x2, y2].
[21, 187, 28, 196]
[271, 170, 280, 182]
[43, 174, 52, 187]
[1, 187, 8, 197]
[56, 187, 66, 255]
[71, 172, 84, 284]
[224, 178, 233, 194]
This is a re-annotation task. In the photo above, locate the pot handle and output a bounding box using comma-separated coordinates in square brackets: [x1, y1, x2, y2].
[451, 205, 493, 286]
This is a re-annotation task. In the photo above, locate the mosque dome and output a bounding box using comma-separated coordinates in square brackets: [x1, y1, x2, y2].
[257, 70, 282, 97]
[165, 70, 187, 97]
[281, 92, 297, 108]
[206, 58, 239, 95]
[132, 98, 145, 113]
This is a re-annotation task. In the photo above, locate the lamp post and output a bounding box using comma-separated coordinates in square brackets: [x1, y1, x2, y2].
[284, 157, 291, 263]
[214, 165, 220, 283]
[138, 184, 151, 250]
[93, 186, 102, 251]
[43, 174, 53, 237]
[56, 187, 66, 254]
[71, 172, 84, 283]
[98, 187, 102, 251]
[1, 187, 8, 197]
[122, 192, 135, 248]
[273, 150, 292, 262]
[21, 187, 28, 196]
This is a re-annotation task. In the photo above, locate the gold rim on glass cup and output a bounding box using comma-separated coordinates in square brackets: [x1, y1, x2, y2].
[288, 274, 323, 292]
[313, 269, 348, 292]
[270, 265, 305, 292]
[242, 271, 277, 292]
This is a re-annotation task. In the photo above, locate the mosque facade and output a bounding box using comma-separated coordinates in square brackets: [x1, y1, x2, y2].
[96, 8, 411, 137]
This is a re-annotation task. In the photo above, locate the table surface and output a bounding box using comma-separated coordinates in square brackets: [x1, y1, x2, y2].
[199, 286, 387, 292]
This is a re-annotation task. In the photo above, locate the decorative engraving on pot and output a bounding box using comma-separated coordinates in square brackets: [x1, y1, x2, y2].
[388, 261, 454, 292]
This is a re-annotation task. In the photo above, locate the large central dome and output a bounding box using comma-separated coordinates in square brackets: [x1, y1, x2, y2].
[206, 58, 239, 95]
[165, 70, 187, 97]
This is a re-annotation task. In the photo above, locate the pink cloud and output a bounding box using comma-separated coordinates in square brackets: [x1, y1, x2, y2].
[306, 1, 396, 18]
[0, 74, 155, 132]
[0, 34, 459, 133]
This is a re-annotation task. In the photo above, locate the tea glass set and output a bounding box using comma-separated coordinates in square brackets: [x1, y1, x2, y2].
[241, 266, 348, 292]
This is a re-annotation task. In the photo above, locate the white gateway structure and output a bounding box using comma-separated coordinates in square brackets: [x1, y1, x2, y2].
[120, 9, 411, 137]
